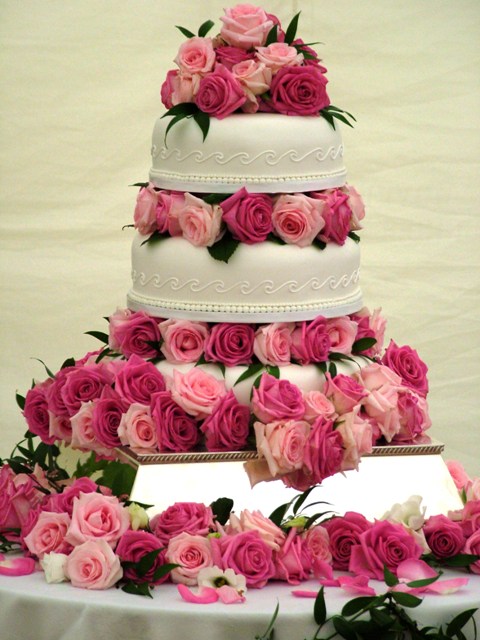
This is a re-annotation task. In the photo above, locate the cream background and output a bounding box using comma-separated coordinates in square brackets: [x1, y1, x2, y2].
[1, 1, 479, 475]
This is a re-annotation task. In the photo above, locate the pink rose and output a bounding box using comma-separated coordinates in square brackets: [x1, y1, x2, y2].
[220, 5, 274, 49]
[215, 45, 254, 70]
[118, 403, 157, 450]
[458, 500, 480, 538]
[464, 530, 480, 574]
[336, 409, 373, 470]
[152, 391, 199, 452]
[393, 390, 431, 442]
[150, 502, 214, 547]
[323, 373, 367, 414]
[46, 477, 103, 515]
[291, 38, 321, 66]
[228, 510, 285, 551]
[300, 416, 344, 487]
[61, 363, 113, 417]
[325, 317, 357, 355]
[174, 37, 216, 75]
[159, 318, 209, 364]
[256, 43, 303, 73]
[350, 307, 386, 357]
[0, 465, 44, 535]
[166, 532, 214, 585]
[24, 511, 71, 559]
[272, 194, 324, 247]
[252, 373, 305, 423]
[382, 340, 429, 397]
[155, 190, 184, 236]
[214, 530, 275, 588]
[269, 65, 330, 116]
[71, 401, 115, 457]
[177, 192, 223, 246]
[349, 520, 423, 580]
[195, 64, 246, 118]
[221, 187, 273, 244]
[356, 363, 403, 442]
[66, 492, 130, 548]
[114, 355, 166, 405]
[291, 316, 331, 365]
[322, 512, 372, 570]
[254, 322, 294, 366]
[23, 380, 55, 444]
[201, 391, 250, 451]
[160, 69, 200, 109]
[232, 59, 272, 106]
[303, 390, 336, 423]
[171, 368, 226, 419]
[274, 528, 311, 584]
[204, 323, 255, 366]
[424, 514, 465, 560]
[66, 539, 123, 589]
[45, 366, 76, 417]
[446, 460, 471, 491]
[116, 529, 168, 585]
[254, 419, 310, 478]
[303, 525, 332, 566]
[133, 184, 158, 236]
[108, 308, 161, 359]
[313, 188, 352, 245]
[91, 387, 124, 449]
[344, 184, 365, 230]
[48, 413, 72, 443]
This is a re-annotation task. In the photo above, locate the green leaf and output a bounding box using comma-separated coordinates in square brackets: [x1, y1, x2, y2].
[329, 352, 355, 363]
[303, 510, 335, 530]
[352, 337, 377, 354]
[234, 363, 264, 386]
[16, 393, 25, 411]
[202, 193, 232, 205]
[446, 609, 478, 637]
[121, 581, 153, 598]
[390, 591, 423, 608]
[341, 595, 382, 617]
[292, 488, 314, 515]
[97, 461, 136, 498]
[370, 608, 396, 629]
[161, 102, 199, 118]
[441, 553, 480, 567]
[332, 615, 358, 640]
[316, 362, 327, 375]
[313, 586, 326, 625]
[193, 110, 210, 141]
[266, 365, 280, 379]
[130, 181, 149, 188]
[8, 459, 31, 475]
[137, 548, 164, 577]
[284, 11, 301, 44]
[256, 601, 279, 640]
[328, 362, 337, 377]
[207, 233, 240, 263]
[84, 331, 109, 345]
[266, 232, 286, 246]
[348, 231, 361, 243]
[407, 574, 441, 588]
[152, 562, 179, 582]
[210, 497, 234, 526]
[269, 501, 291, 527]
[164, 112, 189, 143]
[61, 357, 76, 369]
[175, 25, 196, 38]
[31, 357, 55, 378]
[265, 24, 278, 46]
[312, 237, 327, 250]
[198, 19, 215, 38]
[383, 565, 399, 587]
[140, 231, 169, 247]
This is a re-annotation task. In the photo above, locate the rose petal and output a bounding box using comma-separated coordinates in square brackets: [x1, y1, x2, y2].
[0, 556, 36, 576]
[312, 559, 334, 580]
[337, 575, 376, 596]
[177, 584, 219, 604]
[291, 589, 319, 598]
[397, 558, 438, 583]
[216, 585, 246, 604]
[319, 578, 340, 587]
[425, 578, 469, 595]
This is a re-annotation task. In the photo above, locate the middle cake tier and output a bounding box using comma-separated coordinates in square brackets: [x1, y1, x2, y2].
[128, 235, 362, 322]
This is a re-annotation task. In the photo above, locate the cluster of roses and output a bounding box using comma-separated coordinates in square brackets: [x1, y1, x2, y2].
[108, 307, 382, 365]
[161, 4, 330, 118]
[133, 184, 364, 250]
[1, 465, 478, 593]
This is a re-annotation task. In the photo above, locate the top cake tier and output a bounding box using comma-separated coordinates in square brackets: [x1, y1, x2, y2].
[149, 113, 346, 194]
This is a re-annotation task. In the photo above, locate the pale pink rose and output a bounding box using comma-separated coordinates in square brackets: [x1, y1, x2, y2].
[323, 373, 368, 415]
[195, 64, 246, 119]
[213, 530, 275, 588]
[220, 5, 274, 49]
[457, 500, 480, 538]
[24, 511, 71, 559]
[46, 477, 105, 516]
[355, 363, 403, 441]
[464, 530, 480, 574]
[350, 307, 387, 357]
[166, 532, 214, 585]
[159, 318, 209, 364]
[274, 528, 311, 584]
[48, 413, 72, 443]
[299, 416, 344, 488]
[446, 460, 471, 491]
[336, 409, 373, 471]
[70, 401, 115, 458]
[272, 194, 324, 247]
[243, 458, 277, 487]
[344, 184, 365, 230]
[252, 373, 305, 423]
[108, 308, 161, 359]
[155, 190, 184, 236]
[256, 43, 303, 73]
[133, 184, 158, 236]
[303, 390, 336, 423]
[393, 390, 431, 442]
[325, 317, 357, 355]
[466, 477, 480, 502]
[177, 192, 223, 247]
[171, 368, 227, 419]
[253, 322, 294, 366]
[303, 525, 332, 564]
[66, 492, 130, 548]
[0, 465, 44, 535]
[228, 510, 285, 551]
[232, 59, 272, 100]
[150, 502, 214, 547]
[254, 419, 310, 478]
[118, 403, 157, 450]
[174, 37, 216, 75]
[161, 69, 201, 108]
[66, 539, 123, 590]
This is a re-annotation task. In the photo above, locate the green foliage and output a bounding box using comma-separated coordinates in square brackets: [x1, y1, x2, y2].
[207, 231, 240, 263]
[321, 105, 357, 130]
[210, 496, 234, 526]
[84, 330, 109, 344]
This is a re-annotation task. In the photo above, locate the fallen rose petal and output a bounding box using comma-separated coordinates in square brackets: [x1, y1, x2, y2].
[0, 556, 36, 576]
[177, 584, 219, 604]
[312, 558, 334, 580]
[291, 589, 319, 598]
[425, 578, 469, 595]
[338, 575, 376, 596]
[397, 558, 438, 583]
[217, 585, 246, 604]
[319, 578, 340, 587]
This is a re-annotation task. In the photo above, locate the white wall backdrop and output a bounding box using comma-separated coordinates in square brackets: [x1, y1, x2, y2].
[1, 1, 479, 475]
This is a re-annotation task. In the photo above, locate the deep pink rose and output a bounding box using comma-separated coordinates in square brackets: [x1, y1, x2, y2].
[423, 514, 465, 559]
[155, 190, 184, 236]
[323, 373, 367, 414]
[114, 355, 166, 406]
[301, 416, 344, 486]
[171, 368, 226, 419]
[66, 539, 123, 590]
[393, 390, 431, 442]
[215, 45, 254, 70]
[108, 308, 161, 359]
[254, 322, 294, 366]
[133, 184, 158, 236]
[91, 387, 124, 449]
[291, 316, 331, 365]
[291, 38, 322, 66]
[45, 366, 76, 417]
[70, 402, 115, 458]
[458, 500, 480, 538]
[195, 64, 246, 119]
[149, 502, 214, 547]
[177, 192, 223, 247]
[201, 391, 250, 451]
[66, 492, 130, 548]
[60, 364, 113, 417]
[272, 194, 324, 247]
[325, 317, 357, 355]
[118, 403, 157, 450]
[23, 380, 55, 444]
[274, 528, 311, 584]
[464, 530, 480, 574]
[24, 511, 71, 559]
[214, 530, 276, 588]
[160, 69, 200, 109]
[116, 529, 168, 585]
[220, 5, 274, 49]
[313, 188, 352, 245]
[152, 391, 199, 452]
[221, 187, 273, 243]
[269, 65, 330, 116]
[382, 340, 429, 397]
[252, 373, 304, 423]
[174, 37, 215, 75]
[350, 307, 386, 357]
[166, 532, 214, 585]
[45, 477, 102, 516]
[159, 318, 209, 364]
[322, 512, 372, 570]
[349, 520, 423, 579]
[204, 323, 255, 366]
